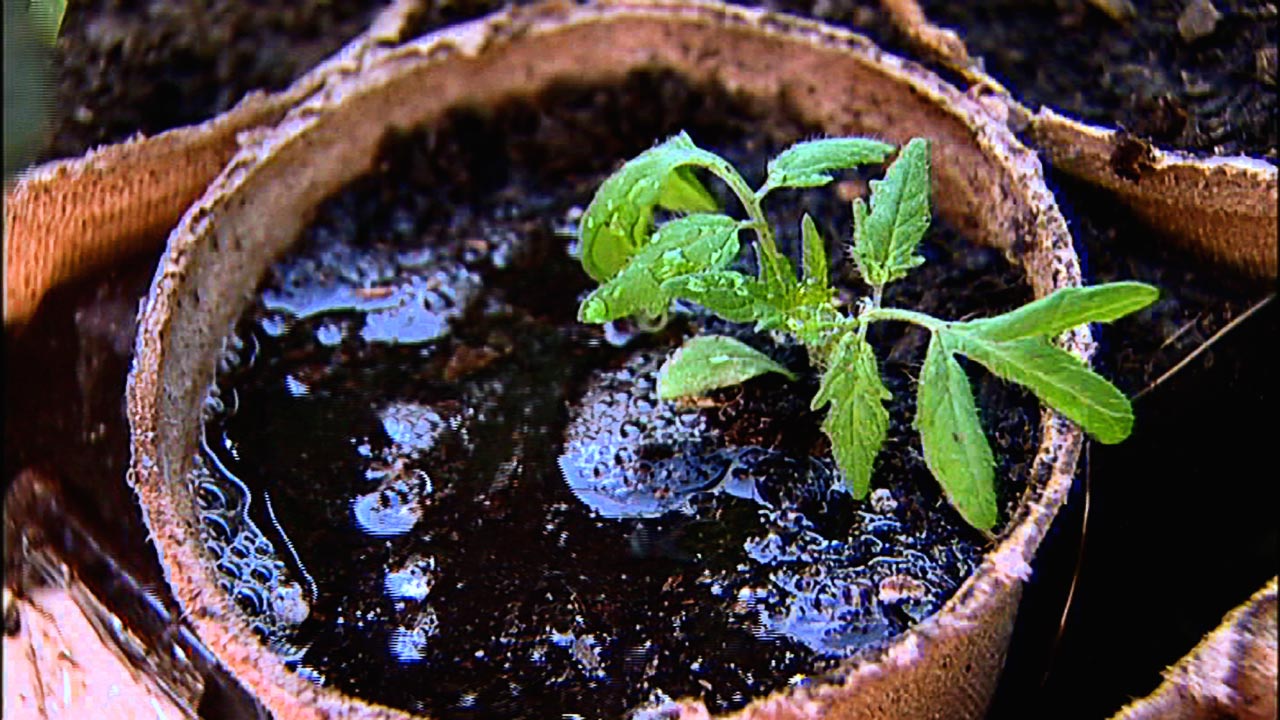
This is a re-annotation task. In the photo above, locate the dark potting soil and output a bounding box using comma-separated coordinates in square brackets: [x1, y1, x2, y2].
[42, 0, 376, 163]
[918, 0, 1279, 159]
[731, 0, 1277, 158]
[192, 71, 1041, 718]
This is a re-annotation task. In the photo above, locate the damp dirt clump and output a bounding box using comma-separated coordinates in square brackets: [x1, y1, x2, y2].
[195, 72, 1040, 718]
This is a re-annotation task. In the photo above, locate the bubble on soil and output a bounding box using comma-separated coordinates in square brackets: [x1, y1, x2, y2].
[389, 608, 439, 664]
[191, 453, 311, 645]
[384, 555, 437, 602]
[558, 351, 735, 519]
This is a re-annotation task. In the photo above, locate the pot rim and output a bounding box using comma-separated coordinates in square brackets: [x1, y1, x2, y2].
[126, 2, 1092, 718]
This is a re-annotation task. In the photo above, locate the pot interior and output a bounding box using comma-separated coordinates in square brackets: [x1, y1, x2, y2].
[129, 5, 1085, 719]
[187, 67, 1046, 718]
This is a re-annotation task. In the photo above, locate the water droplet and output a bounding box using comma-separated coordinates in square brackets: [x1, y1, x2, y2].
[352, 489, 422, 537]
[385, 556, 437, 601]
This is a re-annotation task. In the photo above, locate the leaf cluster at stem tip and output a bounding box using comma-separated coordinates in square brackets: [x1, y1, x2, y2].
[573, 131, 1158, 533]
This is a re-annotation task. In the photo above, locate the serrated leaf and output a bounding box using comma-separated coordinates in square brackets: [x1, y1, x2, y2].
[658, 167, 720, 213]
[580, 132, 741, 281]
[810, 333, 891, 499]
[753, 241, 797, 296]
[915, 333, 997, 531]
[800, 214, 829, 288]
[851, 137, 931, 287]
[657, 335, 797, 399]
[661, 270, 771, 324]
[763, 137, 896, 192]
[942, 328, 1135, 444]
[959, 282, 1159, 342]
[578, 215, 741, 323]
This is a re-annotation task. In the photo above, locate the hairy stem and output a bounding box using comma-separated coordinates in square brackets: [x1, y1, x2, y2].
[860, 306, 946, 332]
[704, 166, 784, 278]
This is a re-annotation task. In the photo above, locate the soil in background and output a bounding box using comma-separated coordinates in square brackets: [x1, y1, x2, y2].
[40, 0, 1279, 161]
[41, 0, 377, 162]
[919, 0, 1278, 159]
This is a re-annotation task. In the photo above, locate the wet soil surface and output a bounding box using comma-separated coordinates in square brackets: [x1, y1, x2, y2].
[193, 72, 1037, 718]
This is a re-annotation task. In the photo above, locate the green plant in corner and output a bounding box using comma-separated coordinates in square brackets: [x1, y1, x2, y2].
[28, 0, 68, 45]
[575, 132, 1157, 532]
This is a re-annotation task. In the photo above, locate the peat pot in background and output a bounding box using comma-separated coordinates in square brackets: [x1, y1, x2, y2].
[126, 1, 1099, 718]
[881, 1, 1277, 284]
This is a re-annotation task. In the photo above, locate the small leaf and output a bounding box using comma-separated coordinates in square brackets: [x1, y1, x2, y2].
[579, 132, 743, 281]
[658, 167, 720, 213]
[960, 282, 1159, 342]
[916, 333, 997, 531]
[661, 271, 771, 324]
[800, 214, 829, 288]
[763, 137, 896, 192]
[811, 333, 891, 499]
[851, 138, 931, 287]
[756, 243, 798, 300]
[578, 215, 741, 324]
[657, 335, 797, 399]
[772, 293, 842, 347]
[942, 328, 1135, 444]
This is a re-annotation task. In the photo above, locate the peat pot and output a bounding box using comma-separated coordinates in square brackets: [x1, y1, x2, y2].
[126, 1, 1098, 718]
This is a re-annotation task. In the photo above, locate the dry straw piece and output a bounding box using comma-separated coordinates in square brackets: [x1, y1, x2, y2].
[126, 1, 1093, 718]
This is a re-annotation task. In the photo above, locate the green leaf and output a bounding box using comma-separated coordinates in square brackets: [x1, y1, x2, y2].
[579, 132, 742, 281]
[915, 333, 997, 531]
[757, 242, 798, 297]
[661, 271, 771, 324]
[959, 282, 1159, 342]
[811, 333, 891, 499]
[658, 167, 720, 213]
[657, 335, 797, 399]
[942, 328, 1135, 444]
[763, 137, 896, 192]
[800, 214, 829, 288]
[578, 215, 742, 324]
[850, 137, 931, 287]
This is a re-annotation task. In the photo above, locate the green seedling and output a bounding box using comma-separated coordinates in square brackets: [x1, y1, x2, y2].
[575, 132, 1157, 532]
